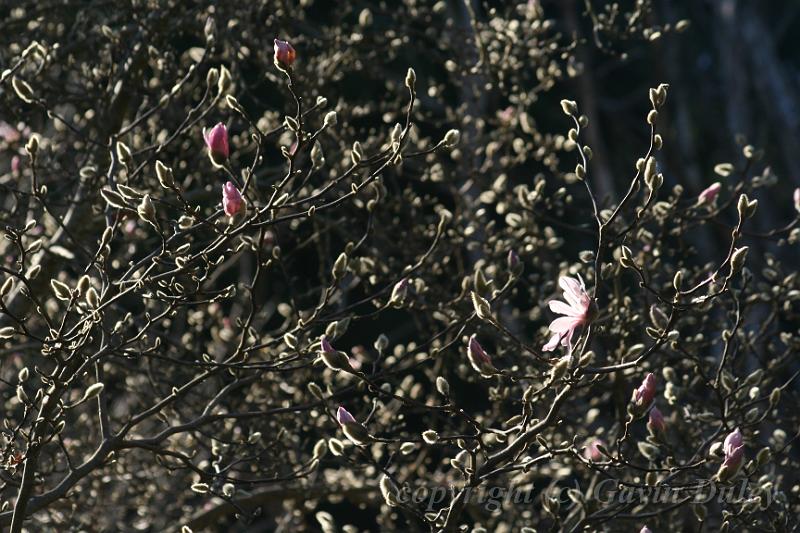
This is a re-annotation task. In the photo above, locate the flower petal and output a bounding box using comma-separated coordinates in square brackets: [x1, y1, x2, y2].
[548, 316, 580, 333]
[548, 299, 579, 316]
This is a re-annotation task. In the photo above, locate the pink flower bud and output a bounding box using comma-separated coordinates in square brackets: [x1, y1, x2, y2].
[723, 427, 743, 456]
[698, 182, 721, 205]
[722, 443, 744, 471]
[585, 439, 604, 461]
[631, 373, 656, 415]
[204, 123, 229, 166]
[274, 39, 296, 69]
[794, 188, 800, 213]
[467, 335, 496, 377]
[321, 336, 336, 354]
[640, 527, 653, 533]
[222, 181, 244, 216]
[468, 336, 491, 365]
[647, 406, 666, 433]
[11, 155, 20, 174]
[336, 406, 357, 425]
[507, 249, 520, 271]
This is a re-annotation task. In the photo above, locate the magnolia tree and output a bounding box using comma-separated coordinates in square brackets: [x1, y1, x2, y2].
[0, 1, 798, 532]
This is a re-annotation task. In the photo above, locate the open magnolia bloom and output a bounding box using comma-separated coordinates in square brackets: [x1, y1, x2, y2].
[543, 275, 597, 354]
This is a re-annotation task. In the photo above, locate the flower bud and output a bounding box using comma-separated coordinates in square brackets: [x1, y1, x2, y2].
[422, 430, 439, 444]
[324, 111, 338, 127]
[560, 99, 578, 116]
[205, 67, 219, 90]
[203, 123, 229, 167]
[222, 181, 244, 217]
[507, 249, 522, 275]
[155, 160, 174, 189]
[729, 247, 748, 277]
[390, 278, 409, 306]
[405, 67, 416, 90]
[629, 373, 656, 418]
[137, 194, 158, 228]
[336, 406, 371, 446]
[647, 406, 666, 434]
[273, 39, 296, 69]
[332, 252, 348, 281]
[319, 336, 352, 372]
[471, 292, 492, 320]
[217, 65, 232, 94]
[442, 129, 460, 148]
[435, 376, 450, 396]
[466, 335, 496, 377]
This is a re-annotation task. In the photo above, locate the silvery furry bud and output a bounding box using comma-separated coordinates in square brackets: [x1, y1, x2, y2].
[137, 194, 158, 229]
[405, 67, 416, 90]
[560, 99, 578, 116]
[323, 111, 337, 127]
[155, 161, 175, 189]
[443, 129, 460, 148]
[332, 253, 348, 280]
[729, 247, 749, 277]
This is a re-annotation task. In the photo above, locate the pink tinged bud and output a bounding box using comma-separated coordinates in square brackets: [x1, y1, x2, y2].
[204, 122, 229, 166]
[722, 443, 744, 471]
[321, 336, 335, 354]
[631, 373, 656, 415]
[11, 155, 20, 174]
[336, 406, 357, 425]
[635, 373, 656, 404]
[507, 249, 520, 271]
[640, 527, 653, 533]
[648, 406, 666, 433]
[698, 182, 721, 205]
[585, 439, 604, 461]
[723, 428, 743, 456]
[467, 335, 495, 377]
[273, 39, 296, 68]
[391, 278, 409, 302]
[794, 188, 800, 213]
[222, 181, 244, 216]
[468, 336, 491, 364]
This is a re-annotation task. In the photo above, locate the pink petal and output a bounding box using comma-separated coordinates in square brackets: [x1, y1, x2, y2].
[548, 299, 579, 316]
[542, 334, 560, 351]
[548, 316, 580, 333]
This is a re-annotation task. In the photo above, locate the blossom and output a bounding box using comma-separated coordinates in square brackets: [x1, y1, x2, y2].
[640, 527, 653, 533]
[698, 182, 721, 205]
[630, 373, 656, 417]
[222, 181, 244, 216]
[11, 155, 20, 174]
[647, 406, 666, 433]
[794, 187, 800, 213]
[274, 39, 296, 68]
[543, 275, 596, 353]
[467, 335, 497, 377]
[203, 122, 229, 166]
